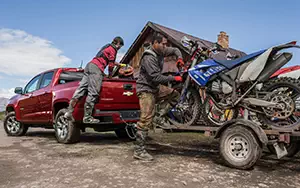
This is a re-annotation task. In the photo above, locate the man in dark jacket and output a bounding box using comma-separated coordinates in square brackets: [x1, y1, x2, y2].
[134, 32, 184, 161]
[64, 36, 124, 124]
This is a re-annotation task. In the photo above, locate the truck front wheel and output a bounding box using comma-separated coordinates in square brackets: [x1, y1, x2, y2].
[54, 108, 80, 144]
[219, 125, 262, 170]
[4, 112, 28, 136]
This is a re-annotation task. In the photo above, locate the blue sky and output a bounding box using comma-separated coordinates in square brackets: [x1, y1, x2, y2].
[0, 0, 299, 98]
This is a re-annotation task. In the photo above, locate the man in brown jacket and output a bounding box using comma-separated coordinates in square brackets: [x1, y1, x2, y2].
[134, 32, 184, 161]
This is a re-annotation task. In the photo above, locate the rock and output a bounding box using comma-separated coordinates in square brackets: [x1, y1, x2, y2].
[258, 183, 269, 188]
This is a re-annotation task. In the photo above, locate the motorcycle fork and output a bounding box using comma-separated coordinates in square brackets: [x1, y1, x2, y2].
[179, 76, 191, 102]
[178, 57, 200, 103]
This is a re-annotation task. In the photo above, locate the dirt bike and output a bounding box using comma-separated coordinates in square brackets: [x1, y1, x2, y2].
[167, 36, 300, 132]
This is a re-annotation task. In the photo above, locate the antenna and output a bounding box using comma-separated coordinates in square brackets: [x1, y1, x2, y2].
[79, 60, 83, 69]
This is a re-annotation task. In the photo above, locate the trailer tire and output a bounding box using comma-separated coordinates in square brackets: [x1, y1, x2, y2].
[219, 125, 262, 170]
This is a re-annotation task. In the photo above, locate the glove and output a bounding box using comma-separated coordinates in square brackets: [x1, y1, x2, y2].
[174, 76, 182, 82]
[176, 58, 185, 67]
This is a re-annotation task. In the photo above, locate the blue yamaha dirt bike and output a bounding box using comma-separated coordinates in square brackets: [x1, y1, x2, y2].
[168, 36, 300, 131]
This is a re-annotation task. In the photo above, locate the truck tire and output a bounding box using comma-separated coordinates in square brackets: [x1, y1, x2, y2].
[219, 125, 262, 170]
[54, 108, 80, 144]
[114, 128, 135, 140]
[4, 111, 28, 136]
[267, 141, 300, 157]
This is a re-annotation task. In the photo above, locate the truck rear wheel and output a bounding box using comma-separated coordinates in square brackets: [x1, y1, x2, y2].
[115, 125, 136, 140]
[219, 125, 262, 170]
[54, 108, 80, 144]
[4, 112, 28, 136]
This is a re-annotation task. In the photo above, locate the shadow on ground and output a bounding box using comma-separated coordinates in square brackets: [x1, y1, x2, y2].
[22, 129, 300, 171]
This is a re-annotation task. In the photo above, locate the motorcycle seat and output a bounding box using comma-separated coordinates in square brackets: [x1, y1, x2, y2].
[214, 50, 266, 69]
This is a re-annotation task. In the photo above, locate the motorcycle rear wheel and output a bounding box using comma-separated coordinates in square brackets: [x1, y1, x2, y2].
[257, 77, 300, 131]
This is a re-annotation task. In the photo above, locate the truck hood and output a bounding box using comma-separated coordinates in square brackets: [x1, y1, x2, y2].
[7, 94, 21, 106]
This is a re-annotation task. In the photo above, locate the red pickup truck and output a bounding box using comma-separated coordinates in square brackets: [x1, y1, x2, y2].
[4, 68, 139, 143]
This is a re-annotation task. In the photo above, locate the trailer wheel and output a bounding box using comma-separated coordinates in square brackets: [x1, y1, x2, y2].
[219, 125, 262, 170]
[267, 141, 300, 157]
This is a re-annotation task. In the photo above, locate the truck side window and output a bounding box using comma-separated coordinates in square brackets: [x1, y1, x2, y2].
[24, 75, 41, 94]
[58, 71, 84, 84]
[40, 71, 54, 89]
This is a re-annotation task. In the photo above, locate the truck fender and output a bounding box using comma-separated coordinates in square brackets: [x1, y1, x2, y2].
[214, 119, 268, 146]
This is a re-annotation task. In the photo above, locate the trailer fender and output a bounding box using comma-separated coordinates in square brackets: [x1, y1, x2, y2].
[215, 119, 268, 146]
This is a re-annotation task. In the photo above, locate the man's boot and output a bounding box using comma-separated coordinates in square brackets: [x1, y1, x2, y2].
[154, 103, 173, 129]
[133, 129, 154, 161]
[64, 99, 78, 121]
[83, 103, 100, 124]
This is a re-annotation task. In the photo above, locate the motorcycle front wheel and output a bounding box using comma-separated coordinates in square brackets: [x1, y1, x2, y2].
[200, 94, 239, 127]
[167, 88, 202, 127]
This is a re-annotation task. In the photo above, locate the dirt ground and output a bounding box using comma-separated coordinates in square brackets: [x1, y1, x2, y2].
[1, 121, 300, 188]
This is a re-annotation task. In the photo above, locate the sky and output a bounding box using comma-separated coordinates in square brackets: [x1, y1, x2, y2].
[0, 0, 299, 98]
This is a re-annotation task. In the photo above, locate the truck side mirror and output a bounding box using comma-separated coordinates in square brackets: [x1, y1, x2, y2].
[14, 87, 23, 94]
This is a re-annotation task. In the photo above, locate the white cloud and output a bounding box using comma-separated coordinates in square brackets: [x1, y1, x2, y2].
[19, 78, 30, 84]
[0, 88, 15, 99]
[116, 52, 125, 63]
[0, 28, 71, 76]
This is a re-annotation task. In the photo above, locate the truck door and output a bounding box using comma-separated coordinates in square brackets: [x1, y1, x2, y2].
[18, 74, 42, 123]
[35, 71, 54, 123]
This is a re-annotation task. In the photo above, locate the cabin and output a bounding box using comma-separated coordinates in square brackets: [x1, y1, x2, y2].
[119, 21, 246, 78]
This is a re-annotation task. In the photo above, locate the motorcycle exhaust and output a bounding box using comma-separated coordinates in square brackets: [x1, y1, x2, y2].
[257, 52, 292, 82]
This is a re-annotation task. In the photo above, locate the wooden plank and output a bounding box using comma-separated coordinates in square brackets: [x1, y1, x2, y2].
[172, 125, 300, 137]
[171, 126, 219, 132]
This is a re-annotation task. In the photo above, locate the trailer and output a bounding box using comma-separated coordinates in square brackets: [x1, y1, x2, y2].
[163, 118, 300, 170]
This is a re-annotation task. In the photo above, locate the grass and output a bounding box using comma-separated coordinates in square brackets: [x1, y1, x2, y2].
[0, 111, 5, 121]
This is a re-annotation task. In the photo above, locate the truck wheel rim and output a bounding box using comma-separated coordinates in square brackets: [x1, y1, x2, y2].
[6, 116, 21, 134]
[226, 134, 252, 162]
[56, 115, 68, 139]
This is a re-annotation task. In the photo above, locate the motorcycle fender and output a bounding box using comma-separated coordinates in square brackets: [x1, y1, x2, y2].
[239, 48, 273, 83]
[215, 119, 268, 145]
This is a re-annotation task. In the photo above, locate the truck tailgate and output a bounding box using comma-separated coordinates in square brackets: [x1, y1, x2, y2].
[71, 78, 139, 111]
[99, 78, 139, 106]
